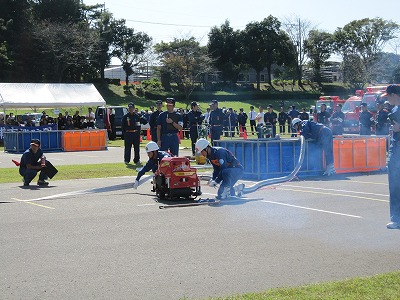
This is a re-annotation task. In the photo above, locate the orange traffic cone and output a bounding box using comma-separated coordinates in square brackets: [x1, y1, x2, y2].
[239, 125, 244, 137]
[12, 159, 20, 166]
[243, 130, 248, 140]
[146, 128, 151, 140]
[140, 135, 143, 142]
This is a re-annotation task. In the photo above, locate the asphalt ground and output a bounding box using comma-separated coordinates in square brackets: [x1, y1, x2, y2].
[1, 151, 400, 299]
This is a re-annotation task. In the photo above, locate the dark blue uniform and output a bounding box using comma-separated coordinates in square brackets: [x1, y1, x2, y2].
[187, 110, 204, 155]
[157, 111, 183, 156]
[330, 110, 345, 135]
[375, 108, 390, 135]
[300, 120, 334, 166]
[237, 111, 248, 132]
[209, 108, 226, 143]
[208, 147, 243, 198]
[122, 112, 148, 163]
[135, 150, 172, 181]
[264, 111, 277, 137]
[278, 111, 288, 134]
[317, 111, 330, 125]
[149, 110, 162, 142]
[388, 105, 400, 224]
[288, 108, 300, 136]
[19, 148, 48, 184]
[359, 110, 373, 135]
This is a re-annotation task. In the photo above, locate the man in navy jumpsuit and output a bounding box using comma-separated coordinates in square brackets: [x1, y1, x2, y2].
[156, 98, 183, 156]
[292, 118, 336, 176]
[187, 101, 205, 156]
[208, 100, 226, 145]
[121, 102, 148, 164]
[133, 141, 172, 189]
[19, 139, 49, 186]
[149, 100, 163, 142]
[195, 138, 243, 200]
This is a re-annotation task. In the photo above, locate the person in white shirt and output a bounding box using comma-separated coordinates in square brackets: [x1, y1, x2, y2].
[248, 105, 257, 135]
[255, 106, 265, 138]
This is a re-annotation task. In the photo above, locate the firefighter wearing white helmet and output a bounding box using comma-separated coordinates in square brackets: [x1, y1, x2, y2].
[196, 138, 244, 200]
[292, 118, 336, 176]
[133, 142, 171, 189]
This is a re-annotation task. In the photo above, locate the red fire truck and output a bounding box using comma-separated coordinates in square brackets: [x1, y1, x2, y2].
[342, 87, 387, 133]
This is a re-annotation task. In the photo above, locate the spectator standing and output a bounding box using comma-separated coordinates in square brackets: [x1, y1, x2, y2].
[85, 107, 95, 129]
[157, 98, 183, 156]
[248, 106, 257, 135]
[264, 104, 278, 137]
[359, 103, 373, 135]
[375, 101, 390, 136]
[299, 108, 310, 121]
[149, 100, 163, 142]
[383, 85, 400, 229]
[330, 104, 345, 135]
[237, 108, 248, 134]
[208, 100, 225, 144]
[292, 118, 336, 176]
[195, 138, 243, 200]
[121, 102, 148, 164]
[19, 139, 50, 186]
[187, 101, 205, 156]
[278, 106, 288, 134]
[317, 103, 331, 125]
[255, 106, 265, 138]
[57, 113, 66, 130]
[72, 110, 81, 129]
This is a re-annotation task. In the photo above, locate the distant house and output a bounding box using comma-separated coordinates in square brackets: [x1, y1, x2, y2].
[104, 64, 155, 84]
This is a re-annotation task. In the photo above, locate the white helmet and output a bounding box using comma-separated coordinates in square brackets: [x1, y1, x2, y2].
[291, 118, 302, 128]
[195, 138, 209, 153]
[145, 141, 159, 152]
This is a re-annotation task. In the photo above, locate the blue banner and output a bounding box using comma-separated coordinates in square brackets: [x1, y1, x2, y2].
[0, 124, 57, 142]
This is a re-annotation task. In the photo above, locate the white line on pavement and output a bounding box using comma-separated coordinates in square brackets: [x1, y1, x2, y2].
[261, 200, 362, 218]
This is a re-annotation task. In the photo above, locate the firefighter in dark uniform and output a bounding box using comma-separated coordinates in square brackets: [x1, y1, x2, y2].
[278, 106, 288, 134]
[195, 138, 244, 200]
[359, 102, 373, 135]
[209, 99, 226, 145]
[317, 103, 331, 125]
[121, 102, 148, 164]
[330, 103, 345, 135]
[288, 105, 300, 137]
[264, 104, 278, 137]
[187, 101, 205, 156]
[375, 100, 390, 136]
[149, 100, 163, 142]
[156, 98, 183, 156]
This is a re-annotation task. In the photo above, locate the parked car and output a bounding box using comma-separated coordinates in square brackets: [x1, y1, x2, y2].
[95, 106, 127, 138]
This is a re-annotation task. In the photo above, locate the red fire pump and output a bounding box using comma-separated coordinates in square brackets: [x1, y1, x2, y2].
[152, 157, 202, 200]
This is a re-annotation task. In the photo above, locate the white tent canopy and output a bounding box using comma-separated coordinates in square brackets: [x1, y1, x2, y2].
[0, 83, 106, 110]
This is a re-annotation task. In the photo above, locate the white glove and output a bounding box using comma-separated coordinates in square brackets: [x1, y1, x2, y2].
[136, 167, 143, 172]
[208, 180, 218, 187]
[338, 118, 343, 122]
[133, 180, 139, 189]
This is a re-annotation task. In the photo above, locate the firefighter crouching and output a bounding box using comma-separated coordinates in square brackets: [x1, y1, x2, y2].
[195, 138, 243, 200]
[133, 141, 172, 189]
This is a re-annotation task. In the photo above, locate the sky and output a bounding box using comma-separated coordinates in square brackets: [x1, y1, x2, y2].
[84, 0, 400, 63]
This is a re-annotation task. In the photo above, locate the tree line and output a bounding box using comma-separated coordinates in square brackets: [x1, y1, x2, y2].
[1, 0, 399, 97]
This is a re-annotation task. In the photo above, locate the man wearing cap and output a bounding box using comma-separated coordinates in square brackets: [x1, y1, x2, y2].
[359, 102, 373, 135]
[149, 100, 163, 142]
[19, 139, 49, 186]
[264, 105, 277, 138]
[330, 104, 345, 135]
[383, 85, 400, 229]
[156, 98, 183, 156]
[121, 102, 148, 164]
[187, 101, 205, 156]
[208, 100, 226, 144]
[375, 100, 390, 136]
[317, 103, 331, 126]
[237, 108, 248, 134]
